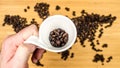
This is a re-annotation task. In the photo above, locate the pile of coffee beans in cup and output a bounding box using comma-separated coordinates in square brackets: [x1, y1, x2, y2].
[49, 28, 68, 47]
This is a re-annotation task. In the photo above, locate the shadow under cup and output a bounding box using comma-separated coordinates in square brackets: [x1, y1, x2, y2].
[39, 15, 77, 52]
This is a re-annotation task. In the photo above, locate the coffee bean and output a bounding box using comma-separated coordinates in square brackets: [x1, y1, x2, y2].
[81, 10, 85, 14]
[63, 33, 68, 38]
[102, 44, 108, 48]
[83, 45, 86, 47]
[72, 11, 76, 16]
[58, 35, 62, 38]
[65, 7, 70, 11]
[64, 36, 68, 43]
[51, 37, 55, 41]
[98, 32, 103, 38]
[96, 40, 100, 45]
[32, 18, 35, 21]
[50, 41, 54, 45]
[66, 15, 69, 17]
[50, 31, 53, 35]
[56, 5, 61, 10]
[56, 37, 59, 40]
[24, 9, 27, 12]
[57, 28, 61, 33]
[55, 31, 59, 35]
[56, 40, 61, 45]
[27, 6, 30, 9]
[60, 31, 64, 36]
[52, 35, 56, 38]
[60, 38, 63, 42]
[70, 53, 74, 58]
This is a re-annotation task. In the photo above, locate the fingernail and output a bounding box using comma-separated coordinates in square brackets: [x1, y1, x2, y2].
[32, 57, 38, 63]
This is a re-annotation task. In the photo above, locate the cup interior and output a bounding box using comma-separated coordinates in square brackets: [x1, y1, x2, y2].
[39, 15, 77, 52]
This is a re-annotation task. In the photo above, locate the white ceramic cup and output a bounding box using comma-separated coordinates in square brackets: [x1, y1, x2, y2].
[24, 15, 77, 52]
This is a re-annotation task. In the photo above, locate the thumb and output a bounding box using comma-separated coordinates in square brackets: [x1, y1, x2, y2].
[11, 44, 36, 68]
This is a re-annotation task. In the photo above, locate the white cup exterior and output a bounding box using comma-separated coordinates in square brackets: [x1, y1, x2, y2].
[38, 15, 77, 52]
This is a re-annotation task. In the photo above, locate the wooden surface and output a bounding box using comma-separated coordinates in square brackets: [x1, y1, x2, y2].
[0, 0, 120, 68]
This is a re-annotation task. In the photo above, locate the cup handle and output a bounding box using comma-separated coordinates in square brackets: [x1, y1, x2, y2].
[24, 36, 43, 48]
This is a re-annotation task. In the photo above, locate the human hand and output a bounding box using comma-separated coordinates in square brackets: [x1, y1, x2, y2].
[0, 24, 45, 68]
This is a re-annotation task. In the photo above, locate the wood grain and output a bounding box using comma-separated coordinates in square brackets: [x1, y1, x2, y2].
[0, 0, 120, 68]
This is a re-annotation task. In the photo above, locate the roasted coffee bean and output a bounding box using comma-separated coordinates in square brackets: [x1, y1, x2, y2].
[55, 31, 59, 35]
[69, 47, 72, 49]
[58, 35, 62, 38]
[66, 15, 68, 17]
[27, 6, 30, 9]
[72, 11, 76, 16]
[32, 18, 35, 21]
[70, 53, 74, 58]
[49, 28, 68, 47]
[57, 28, 61, 33]
[61, 43, 65, 46]
[99, 28, 103, 32]
[50, 41, 54, 45]
[60, 31, 65, 36]
[60, 38, 63, 42]
[51, 35, 56, 38]
[98, 32, 103, 38]
[65, 7, 70, 11]
[56, 5, 61, 10]
[24, 9, 27, 12]
[81, 10, 85, 14]
[63, 33, 68, 38]
[50, 31, 54, 35]
[56, 37, 59, 40]
[64, 36, 68, 43]
[83, 45, 86, 47]
[56, 40, 61, 45]
[96, 40, 100, 45]
[102, 44, 108, 48]
[51, 37, 55, 41]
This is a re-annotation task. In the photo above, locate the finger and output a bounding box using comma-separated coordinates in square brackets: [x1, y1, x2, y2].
[1, 24, 38, 62]
[10, 44, 36, 67]
[1, 34, 18, 63]
[15, 24, 39, 45]
[31, 48, 45, 63]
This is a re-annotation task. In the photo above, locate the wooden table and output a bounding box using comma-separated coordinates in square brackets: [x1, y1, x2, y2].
[0, 0, 120, 68]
